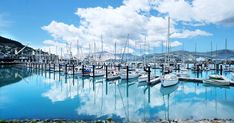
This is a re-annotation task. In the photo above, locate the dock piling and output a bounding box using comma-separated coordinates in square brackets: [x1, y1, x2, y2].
[126, 66, 129, 81]
[148, 66, 151, 83]
[54, 64, 55, 72]
[220, 65, 223, 75]
[105, 65, 108, 79]
[93, 65, 95, 77]
[82, 65, 84, 76]
[73, 64, 75, 75]
[65, 64, 67, 74]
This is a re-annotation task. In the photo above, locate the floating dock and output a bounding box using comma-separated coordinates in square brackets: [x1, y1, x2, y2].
[179, 77, 234, 86]
[178, 77, 203, 83]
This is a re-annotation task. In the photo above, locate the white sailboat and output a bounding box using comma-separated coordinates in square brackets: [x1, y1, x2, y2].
[176, 46, 189, 77]
[161, 17, 178, 87]
[120, 70, 139, 80]
[203, 74, 231, 86]
[120, 34, 139, 80]
[176, 67, 189, 78]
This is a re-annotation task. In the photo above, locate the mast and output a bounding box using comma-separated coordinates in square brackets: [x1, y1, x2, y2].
[89, 43, 91, 60]
[195, 41, 197, 62]
[225, 38, 227, 50]
[225, 38, 228, 61]
[55, 41, 58, 56]
[121, 34, 129, 64]
[60, 47, 62, 60]
[94, 41, 96, 64]
[100, 35, 103, 62]
[101, 35, 103, 53]
[76, 40, 79, 64]
[135, 41, 137, 62]
[115, 41, 117, 62]
[147, 39, 150, 65]
[144, 36, 146, 65]
[49, 48, 51, 62]
[167, 17, 170, 66]
[211, 41, 213, 58]
[216, 44, 218, 58]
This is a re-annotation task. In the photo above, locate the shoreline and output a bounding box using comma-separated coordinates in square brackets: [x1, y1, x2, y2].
[1, 119, 234, 123]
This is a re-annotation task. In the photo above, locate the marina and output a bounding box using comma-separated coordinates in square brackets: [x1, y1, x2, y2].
[1, 0, 234, 122]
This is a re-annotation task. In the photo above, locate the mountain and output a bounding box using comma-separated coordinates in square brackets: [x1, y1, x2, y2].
[0, 36, 50, 59]
[94, 49, 234, 62]
[0, 36, 35, 57]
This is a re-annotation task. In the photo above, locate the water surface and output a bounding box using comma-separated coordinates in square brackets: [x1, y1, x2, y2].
[0, 66, 234, 122]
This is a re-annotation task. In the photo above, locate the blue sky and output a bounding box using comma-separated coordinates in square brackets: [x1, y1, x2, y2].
[0, 0, 234, 55]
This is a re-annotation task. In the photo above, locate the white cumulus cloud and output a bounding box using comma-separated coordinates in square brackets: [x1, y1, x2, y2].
[41, 0, 221, 57]
[171, 29, 212, 39]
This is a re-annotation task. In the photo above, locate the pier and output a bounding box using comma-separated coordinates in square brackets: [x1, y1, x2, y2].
[7, 61, 232, 87]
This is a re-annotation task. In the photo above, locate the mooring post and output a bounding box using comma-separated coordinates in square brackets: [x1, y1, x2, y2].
[45, 63, 47, 71]
[105, 65, 108, 79]
[54, 64, 55, 72]
[161, 64, 164, 75]
[148, 66, 151, 83]
[126, 66, 129, 81]
[220, 65, 223, 75]
[82, 65, 84, 76]
[216, 64, 219, 73]
[65, 64, 67, 74]
[93, 65, 95, 77]
[59, 64, 61, 73]
[126, 66, 129, 97]
[73, 64, 75, 75]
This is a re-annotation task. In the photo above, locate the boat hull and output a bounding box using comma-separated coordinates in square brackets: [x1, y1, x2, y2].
[203, 79, 230, 86]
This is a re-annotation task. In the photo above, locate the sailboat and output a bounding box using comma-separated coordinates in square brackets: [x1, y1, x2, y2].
[176, 65, 189, 78]
[120, 70, 139, 80]
[176, 46, 189, 77]
[203, 74, 231, 86]
[161, 17, 178, 87]
[120, 34, 139, 80]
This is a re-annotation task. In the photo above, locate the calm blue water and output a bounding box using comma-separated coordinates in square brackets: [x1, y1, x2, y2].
[0, 65, 234, 122]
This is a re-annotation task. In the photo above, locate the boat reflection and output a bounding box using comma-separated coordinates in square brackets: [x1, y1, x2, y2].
[160, 84, 178, 121]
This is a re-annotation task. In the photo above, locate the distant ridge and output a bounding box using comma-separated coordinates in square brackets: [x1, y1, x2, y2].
[1, 35, 234, 60]
[0, 36, 24, 48]
[0, 36, 41, 57]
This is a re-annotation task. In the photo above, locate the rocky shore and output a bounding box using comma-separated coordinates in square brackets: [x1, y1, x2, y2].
[1, 119, 234, 123]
